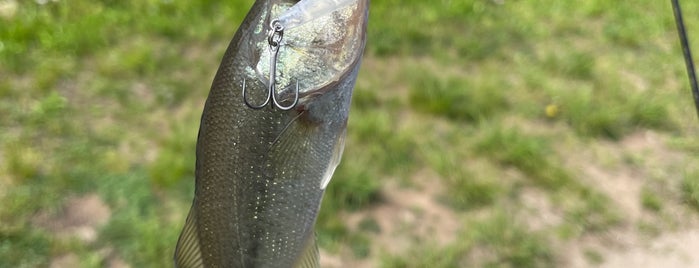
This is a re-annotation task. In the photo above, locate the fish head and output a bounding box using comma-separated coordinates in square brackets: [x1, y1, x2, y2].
[242, 0, 369, 105]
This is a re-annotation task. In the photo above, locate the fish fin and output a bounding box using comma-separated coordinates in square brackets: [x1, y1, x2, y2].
[294, 232, 320, 268]
[174, 202, 204, 268]
[270, 110, 306, 149]
[320, 128, 346, 189]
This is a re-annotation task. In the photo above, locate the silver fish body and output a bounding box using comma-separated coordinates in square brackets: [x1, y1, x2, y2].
[174, 0, 368, 267]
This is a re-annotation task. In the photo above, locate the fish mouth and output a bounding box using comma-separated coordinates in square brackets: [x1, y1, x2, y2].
[246, 0, 368, 105]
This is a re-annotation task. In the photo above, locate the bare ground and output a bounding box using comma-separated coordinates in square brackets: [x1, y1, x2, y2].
[563, 131, 699, 267]
[32, 194, 131, 268]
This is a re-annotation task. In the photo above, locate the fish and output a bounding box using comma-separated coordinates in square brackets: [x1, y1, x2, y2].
[173, 0, 369, 267]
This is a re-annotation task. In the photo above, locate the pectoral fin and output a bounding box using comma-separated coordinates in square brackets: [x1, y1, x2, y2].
[320, 128, 346, 189]
[174, 202, 204, 268]
[294, 232, 320, 268]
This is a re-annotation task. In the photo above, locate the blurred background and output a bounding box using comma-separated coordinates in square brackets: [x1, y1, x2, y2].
[2, 0, 699, 267]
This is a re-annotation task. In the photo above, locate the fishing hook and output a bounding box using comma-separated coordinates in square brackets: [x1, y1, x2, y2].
[671, 0, 699, 118]
[242, 20, 300, 110]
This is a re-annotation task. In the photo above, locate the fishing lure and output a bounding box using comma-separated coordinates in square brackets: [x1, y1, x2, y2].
[276, 0, 358, 30]
[243, 0, 359, 110]
[242, 20, 299, 110]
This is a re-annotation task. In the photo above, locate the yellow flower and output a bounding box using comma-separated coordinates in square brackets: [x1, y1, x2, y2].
[545, 104, 559, 118]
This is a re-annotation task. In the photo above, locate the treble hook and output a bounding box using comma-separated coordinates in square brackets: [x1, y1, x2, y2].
[242, 20, 300, 111]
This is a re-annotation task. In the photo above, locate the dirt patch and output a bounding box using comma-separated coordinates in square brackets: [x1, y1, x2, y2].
[49, 248, 131, 268]
[38, 194, 130, 268]
[49, 254, 80, 268]
[559, 130, 699, 267]
[32, 194, 111, 243]
[322, 169, 461, 267]
[100, 247, 132, 268]
[519, 187, 564, 231]
[584, 164, 643, 222]
[600, 229, 699, 268]
[106, 257, 131, 268]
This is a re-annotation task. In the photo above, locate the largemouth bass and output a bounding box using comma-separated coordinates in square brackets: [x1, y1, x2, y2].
[174, 0, 368, 267]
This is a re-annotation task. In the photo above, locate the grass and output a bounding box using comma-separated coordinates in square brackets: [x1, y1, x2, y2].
[379, 211, 554, 268]
[2, 0, 699, 266]
[97, 172, 182, 267]
[409, 69, 509, 122]
[682, 169, 699, 211]
[469, 213, 554, 268]
[475, 126, 572, 191]
[641, 187, 663, 212]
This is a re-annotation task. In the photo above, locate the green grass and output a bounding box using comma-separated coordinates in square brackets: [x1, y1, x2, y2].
[409, 71, 509, 122]
[379, 211, 554, 268]
[474, 126, 579, 191]
[380, 244, 465, 268]
[641, 187, 663, 212]
[2, 0, 699, 266]
[98, 173, 181, 267]
[682, 169, 699, 211]
[0, 227, 51, 268]
[470, 213, 554, 268]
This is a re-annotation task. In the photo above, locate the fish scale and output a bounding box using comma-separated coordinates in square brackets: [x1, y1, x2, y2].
[174, 0, 368, 267]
